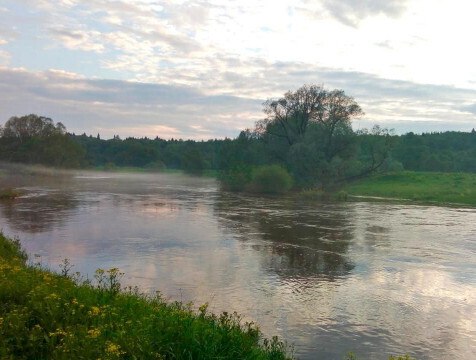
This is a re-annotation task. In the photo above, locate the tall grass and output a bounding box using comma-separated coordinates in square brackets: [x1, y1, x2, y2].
[0, 232, 292, 360]
[345, 171, 476, 206]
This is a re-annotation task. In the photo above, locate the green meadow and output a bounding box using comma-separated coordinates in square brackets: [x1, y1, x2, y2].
[344, 171, 476, 206]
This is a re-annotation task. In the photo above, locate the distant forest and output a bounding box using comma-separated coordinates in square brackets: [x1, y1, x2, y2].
[68, 129, 476, 173]
[1, 115, 475, 173]
[1, 85, 476, 191]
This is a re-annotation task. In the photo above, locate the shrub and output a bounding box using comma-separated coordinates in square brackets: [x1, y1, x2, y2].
[219, 164, 253, 192]
[0, 188, 22, 200]
[249, 165, 293, 194]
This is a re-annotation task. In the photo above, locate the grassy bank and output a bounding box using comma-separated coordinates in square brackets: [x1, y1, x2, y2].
[0, 233, 291, 359]
[344, 171, 476, 206]
[0, 188, 22, 200]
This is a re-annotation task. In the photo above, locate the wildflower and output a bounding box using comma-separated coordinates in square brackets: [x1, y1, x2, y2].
[71, 298, 78, 305]
[87, 328, 101, 338]
[46, 293, 60, 300]
[89, 306, 101, 316]
[49, 328, 68, 337]
[105, 341, 124, 356]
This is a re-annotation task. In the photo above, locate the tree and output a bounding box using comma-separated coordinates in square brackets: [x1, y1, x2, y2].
[0, 114, 85, 167]
[2, 114, 65, 142]
[257, 85, 363, 153]
[256, 85, 365, 187]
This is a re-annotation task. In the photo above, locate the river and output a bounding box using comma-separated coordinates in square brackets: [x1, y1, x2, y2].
[0, 169, 475, 359]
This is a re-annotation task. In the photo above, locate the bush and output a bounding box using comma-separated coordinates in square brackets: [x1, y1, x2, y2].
[219, 164, 253, 192]
[249, 165, 293, 194]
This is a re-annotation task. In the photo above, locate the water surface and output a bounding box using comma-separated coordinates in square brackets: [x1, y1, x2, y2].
[0, 170, 475, 359]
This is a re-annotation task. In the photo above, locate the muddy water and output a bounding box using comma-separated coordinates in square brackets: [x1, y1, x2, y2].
[0, 170, 475, 359]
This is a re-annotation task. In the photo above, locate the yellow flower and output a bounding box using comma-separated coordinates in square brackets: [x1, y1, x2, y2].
[47, 293, 60, 300]
[105, 341, 124, 356]
[71, 298, 78, 305]
[89, 306, 101, 316]
[87, 328, 101, 338]
[49, 328, 68, 337]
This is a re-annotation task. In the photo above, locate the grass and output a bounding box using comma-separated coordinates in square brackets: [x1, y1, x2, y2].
[344, 171, 476, 206]
[0, 188, 23, 200]
[0, 232, 292, 360]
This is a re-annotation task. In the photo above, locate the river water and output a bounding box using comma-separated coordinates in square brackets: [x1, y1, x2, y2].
[0, 170, 475, 359]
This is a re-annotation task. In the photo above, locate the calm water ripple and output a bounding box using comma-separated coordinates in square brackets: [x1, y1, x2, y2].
[0, 170, 475, 360]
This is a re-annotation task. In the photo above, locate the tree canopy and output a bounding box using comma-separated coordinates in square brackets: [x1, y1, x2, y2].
[0, 114, 85, 168]
[257, 85, 363, 149]
[2, 114, 66, 142]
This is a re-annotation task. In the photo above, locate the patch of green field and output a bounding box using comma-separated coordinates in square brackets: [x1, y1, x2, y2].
[345, 171, 476, 206]
[0, 188, 22, 200]
[0, 232, 291, 360]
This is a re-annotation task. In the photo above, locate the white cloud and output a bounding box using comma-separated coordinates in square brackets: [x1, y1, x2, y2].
[48, 27, 105, 52]
[319, 0, 408, 27]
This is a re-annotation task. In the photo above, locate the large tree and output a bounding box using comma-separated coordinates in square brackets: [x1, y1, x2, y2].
[257, 85, 363, 153]
[256, 85, 391, 188]
[0, 114, 85, 167]
[2, 114, 65, 142]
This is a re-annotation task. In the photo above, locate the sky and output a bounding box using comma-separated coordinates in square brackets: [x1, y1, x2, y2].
[0, 0, 475, 139]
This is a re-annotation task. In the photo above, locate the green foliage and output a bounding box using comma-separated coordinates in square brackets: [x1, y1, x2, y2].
[219, 164, 253, 191]
[145, 160, 166, 171]
[3, 112, 476, 188]
[0, 115, 86, 168]
[0, 188, 23, 200]
[249, 165, 293, 194]
[0, 234, 27, 262]
[392, 131, 476, 173]
[0, 232, 292, 360]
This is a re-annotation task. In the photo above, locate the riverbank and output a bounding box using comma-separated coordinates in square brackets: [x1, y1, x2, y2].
[344, 171, 476, 206]
[0, 232, 291, 359]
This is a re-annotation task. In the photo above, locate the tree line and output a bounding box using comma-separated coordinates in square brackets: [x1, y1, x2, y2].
[1, 85, 475, 190]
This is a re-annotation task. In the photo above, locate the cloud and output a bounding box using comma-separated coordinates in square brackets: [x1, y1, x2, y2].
[0, 66, 260, 139]
[0, 50, 10, 65]
[1, 1, 475, 138]
[320, 0, 408, 27]
[0, 65, 475, 141]
[462, 104, 476, 115]
[48, 27, 105, 52]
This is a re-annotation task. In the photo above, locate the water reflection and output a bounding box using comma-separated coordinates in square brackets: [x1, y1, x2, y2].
[0, 171, 78, 233]
[214, 193, 355, 279]
[0, 170, 475, 360]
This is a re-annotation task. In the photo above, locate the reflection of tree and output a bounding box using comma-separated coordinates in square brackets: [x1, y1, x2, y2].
[0, 192, 77, 233]
[214, 193, 355, 280]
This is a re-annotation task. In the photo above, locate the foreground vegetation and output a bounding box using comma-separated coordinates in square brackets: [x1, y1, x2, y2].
[345, 171, 476, 206]
[0, 233, 291, 360]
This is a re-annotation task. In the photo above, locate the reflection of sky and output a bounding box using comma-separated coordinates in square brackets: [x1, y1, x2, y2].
[0, 171, 475, 360]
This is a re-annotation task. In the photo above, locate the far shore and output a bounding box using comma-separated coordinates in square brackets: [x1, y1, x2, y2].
[1, 162, 475, 207]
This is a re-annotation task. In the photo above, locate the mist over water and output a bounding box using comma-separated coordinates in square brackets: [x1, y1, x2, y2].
[0, 168, 475, 360]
